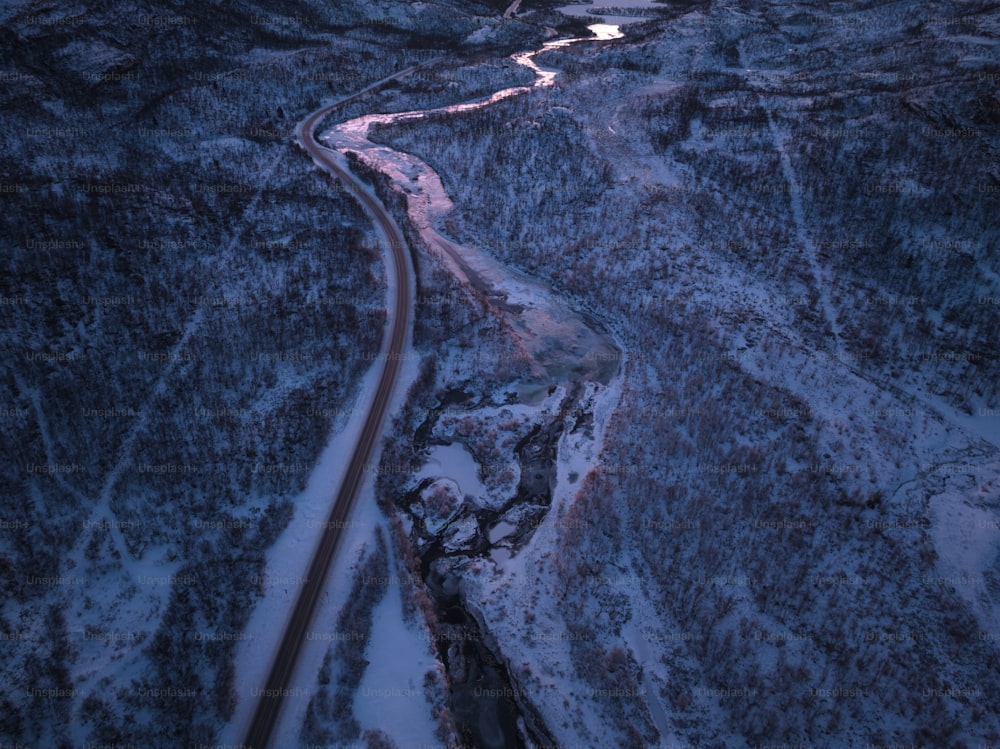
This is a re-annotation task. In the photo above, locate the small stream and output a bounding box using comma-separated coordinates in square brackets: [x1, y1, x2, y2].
[320, 23, 628, 749]
[320, 24, 623, 398]
[401, 388, 582, 748]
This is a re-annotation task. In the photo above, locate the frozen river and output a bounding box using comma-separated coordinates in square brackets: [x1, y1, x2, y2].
[321, 24, 624, 401]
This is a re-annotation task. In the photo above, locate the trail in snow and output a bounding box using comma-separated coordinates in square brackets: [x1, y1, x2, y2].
[66, 305, 205, 571]
[67, 151, 286, 572]
[764, 110, 845, 359]
[734, 41, 844, 359]
[15, 372, 90, 507]
[735, 49, 999, 451]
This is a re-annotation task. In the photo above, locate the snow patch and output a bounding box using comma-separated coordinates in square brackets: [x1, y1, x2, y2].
[352, 562, 440, 746]
[928, 460, 1000, 628]
[416, 442, 487, 501]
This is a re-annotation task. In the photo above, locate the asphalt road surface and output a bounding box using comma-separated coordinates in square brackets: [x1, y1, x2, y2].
[243, 71, 417, 749]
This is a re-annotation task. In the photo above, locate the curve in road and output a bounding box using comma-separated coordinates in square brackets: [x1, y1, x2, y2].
[243, 71, 419, 749]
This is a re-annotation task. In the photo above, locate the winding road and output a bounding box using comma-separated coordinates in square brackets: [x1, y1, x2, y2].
[242, 69, 420, 749]
[244, 24, 622, 744]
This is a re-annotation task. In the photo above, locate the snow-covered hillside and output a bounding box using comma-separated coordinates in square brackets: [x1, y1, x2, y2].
[363, 0, 1000, 746]
[3, 0, 999, 746]
[0, 0, 541, 744]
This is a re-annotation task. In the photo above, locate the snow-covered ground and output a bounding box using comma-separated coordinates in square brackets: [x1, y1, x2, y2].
[5, 0, 999, 745]
[218, 90, 445, 745]
[355, 0, 1000, 743]
[415, 443, 487, 502]
[216, 353, 387, 747]
[350, 549, 441, 747]
[925, 456, 1000, 632]
[465, 378, 633, 747]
